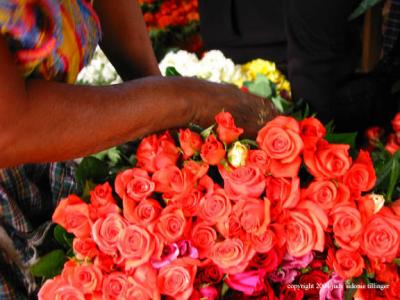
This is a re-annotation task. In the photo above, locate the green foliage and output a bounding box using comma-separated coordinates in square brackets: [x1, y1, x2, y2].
[325, 132, 358, 149]
[349, 0, 384, 20]
[75, 156, 109, 188]
[373, 150, 400, 202]
[53, 225, 74, 250]
[30, 250, 66, 279]
[165, 66, 182, 77]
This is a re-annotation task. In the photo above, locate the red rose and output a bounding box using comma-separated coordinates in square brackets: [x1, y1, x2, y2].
[331, 204, 363, 251]
[90, 183, 119, 219]
[298, 270, 329, 299]
[115, 168, 155, 203]
[332, 249, 365, 279]
[385, 134, 400, 155]
[52, 195, 92, 239]
[392, 112, 400, 132]
[152, 166, 193, 198]
[385, 280, 400, 300]
[183, 160, 209, 180]
[191, 222, 217, 258]
[365, 126, 384, 150]
[136, 132, 179, 173]
[279, 284, 304, 300]
[246, 149, 271, 175]
[200, 135, 226, 165]
[215, 111, 244, 144]
[226, 270, 266, 296]
[248, 247, 284, 273]
[156, 206, 187, 243]
[343, 150, 376, 199]
[256, 116, 303, 178]
[197, 263, 224, 284]
[266, 176, 300, 210]
[370, 260, 399, 283]
[304, 139, 352, 179]
[179, 129, 203, 159]
[219, 165, 266, 201]
[360, 213, 400, 263]
[300, 117, 326, 150]
[157, 259, 197, 300]
[198, 188, 232, 225]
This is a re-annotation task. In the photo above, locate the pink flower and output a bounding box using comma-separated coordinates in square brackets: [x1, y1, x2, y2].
[319, 273, 344, 300]
[199, 286, 219, 300]
[226, 270, 267, 296]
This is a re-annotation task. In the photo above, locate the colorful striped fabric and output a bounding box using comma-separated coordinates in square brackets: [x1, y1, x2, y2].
[0, 0, 101, 82]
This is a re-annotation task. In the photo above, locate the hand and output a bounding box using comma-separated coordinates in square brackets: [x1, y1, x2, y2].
[190, 79, 279, 138]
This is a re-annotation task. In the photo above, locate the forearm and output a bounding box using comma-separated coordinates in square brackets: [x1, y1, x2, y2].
[2, 77, 196, 167]
[94, 0, 161, 79]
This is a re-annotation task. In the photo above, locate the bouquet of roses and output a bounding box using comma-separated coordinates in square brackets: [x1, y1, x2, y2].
[138, 0, 202, 60]
[36, 112, 400, 300]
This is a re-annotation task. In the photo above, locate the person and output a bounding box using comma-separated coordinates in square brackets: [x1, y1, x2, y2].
[0, 0, 277, 298]
[199, 0, 376, 130]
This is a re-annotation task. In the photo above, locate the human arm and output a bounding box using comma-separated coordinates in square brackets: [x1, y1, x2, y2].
[0, 36, 276, 168]
[93, 0, 161, 79]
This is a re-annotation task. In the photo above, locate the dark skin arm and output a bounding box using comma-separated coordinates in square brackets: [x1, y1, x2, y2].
[94, 0, 161, 79]
[0, 1, 277, 168]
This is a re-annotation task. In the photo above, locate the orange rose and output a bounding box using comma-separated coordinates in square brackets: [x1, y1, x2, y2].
[126, 279, 154, 300]
[210, 238, 255, 274]
[385, 280, 400, 300]
[235, 198, 270, 235]
[157, 259, 197, 300]
[182, 160, 209, 180]
[152, 166, 193, 197]
[198, 188, 232, 225]
[136, 132, 179, 173]
[118, 224, 161, 270]
[131, 264, 161, 300]
[246, 149, 271, 175]
[191, 222, 217, 258]
[92, 213, 128, 256]
[172, 188, 203, 217]
[219, 165, 266, 201]
[332, 249, 365, 280]
[73, 237, 98, 260]
[256, 116, 303, 178]
[284, 201, 328, 257]
[361, 214, 400, 262]
[125, 198, 161, 225]
[90, 182, 119, 218]
[115, 168, 155, 203]
[102, 272, 128, 300]
[215, 111, 244, 144]
[331, 204, 363, 251]
[52, 195, 92, 239]
[62, 261, 103, 295]
[370, 260, 399, 283]
[216, 213, 244, 239]
[304, 139, 352, 179]
[343, 150, 376, 199]
[266, 176, 300, 210]
[179, 129, 203, 159]
[302, 180, 338, 211]
[38, 276, 85, 300]
[156, 206, 187, 243]
[300, 117, 326, 150]
[200, 135, 226, 165]
[249, 228, 277, 253]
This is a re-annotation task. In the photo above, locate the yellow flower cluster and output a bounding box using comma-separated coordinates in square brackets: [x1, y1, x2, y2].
[233, 59, 291, 97]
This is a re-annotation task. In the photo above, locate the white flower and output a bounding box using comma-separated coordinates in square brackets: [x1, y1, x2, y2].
[159, 50, 200, 77]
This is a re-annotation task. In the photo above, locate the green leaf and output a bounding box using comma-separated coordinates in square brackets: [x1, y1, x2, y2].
[75, 156, 109, 187]
[387, 151, 400, 202]
[92, 147, 121, 165]
[30, 250, 66, 279]
[349, 0, 383, 20]
[247, 74, 273, 98]
[165, 66, 182, 77]
[393, 258, 400, 266]
[271, 94, 293, 113]
[325, 132, 358, 149]
[344, 280, 358, 300]
[221, 282, 229, 299]
[201, 124, 215, 139]
[240, 139, 259, 148]
[53, 225, 74, 250]
[81, 180, 97, 202]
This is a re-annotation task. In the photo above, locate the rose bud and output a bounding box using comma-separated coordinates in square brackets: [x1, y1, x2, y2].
[228, 141, 249, 168]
